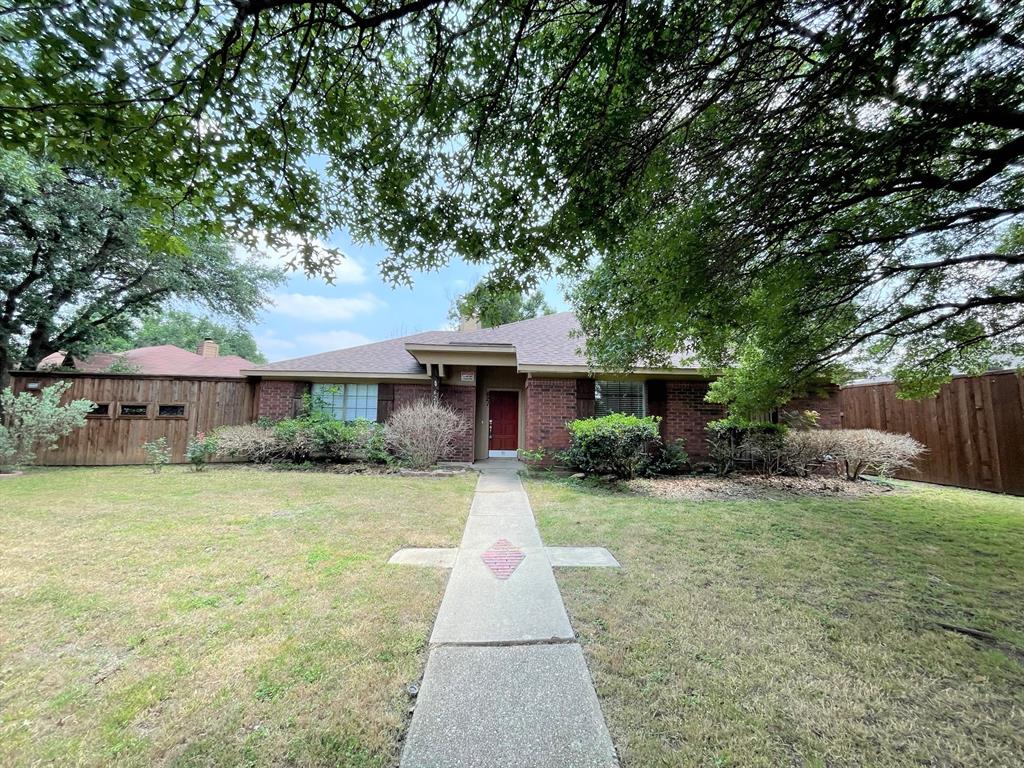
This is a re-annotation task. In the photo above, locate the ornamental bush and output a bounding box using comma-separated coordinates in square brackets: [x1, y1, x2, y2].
[780, 428, 839, 477]
[142, 436, 171, 473]
[273, 410, 349, 459]
[384, 401, 467, 469]
[642, 438, 689, 477]
[185, 432, 218, 471]
[825, 429, 926, 481]
[781, 427, 925, 480]
[215, 424, 286, 463]
[563, 413, 662, 479]
[705, 418, 786, 476]
[216, 417, 386, 464]
[0, 382, 93, 472]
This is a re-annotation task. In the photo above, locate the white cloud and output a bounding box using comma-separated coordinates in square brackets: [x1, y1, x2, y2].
[270, 292, 384, 321]
[254, 330, 298, 357]
[296, 330, 373, 350]
[238, 230, 367, 284]
[255, 328, 374, 361]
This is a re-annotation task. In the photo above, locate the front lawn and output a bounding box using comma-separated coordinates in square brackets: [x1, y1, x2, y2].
[529, 478, 1024, 767]
[0, 466, 475, 768]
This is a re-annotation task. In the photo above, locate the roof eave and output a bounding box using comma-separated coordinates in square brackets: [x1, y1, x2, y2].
[518, 364, 711, 378]
[243, 369, 430, 380]
[404, 343, 517, 353]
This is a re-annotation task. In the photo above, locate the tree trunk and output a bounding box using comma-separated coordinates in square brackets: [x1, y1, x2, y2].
[0, 352, 12, 421]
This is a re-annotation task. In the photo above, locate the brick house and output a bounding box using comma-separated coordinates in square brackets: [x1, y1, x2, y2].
[244, 312, 840, 463]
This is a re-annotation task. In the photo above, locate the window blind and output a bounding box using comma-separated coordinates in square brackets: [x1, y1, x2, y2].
[594, 380, 645, 418]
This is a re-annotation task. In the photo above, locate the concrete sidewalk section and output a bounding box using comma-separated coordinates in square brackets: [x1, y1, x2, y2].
[398, 461, 619, 767]
[401, 644, 618, 768]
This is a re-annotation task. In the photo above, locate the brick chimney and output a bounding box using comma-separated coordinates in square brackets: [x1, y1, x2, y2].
[458, 316, 481, 332]
[196, 338, 219, 357]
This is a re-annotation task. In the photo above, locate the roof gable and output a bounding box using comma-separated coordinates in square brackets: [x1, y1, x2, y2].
[248, 312, 696, 377]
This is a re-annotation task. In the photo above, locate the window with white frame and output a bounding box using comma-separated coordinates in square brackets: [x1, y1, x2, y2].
[594, 380, 645, 418]
[311, 383, 378, 421]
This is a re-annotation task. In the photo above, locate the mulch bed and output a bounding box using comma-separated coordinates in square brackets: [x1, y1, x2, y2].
[241, 462, 477, 477]
[627, 473, 896, 501]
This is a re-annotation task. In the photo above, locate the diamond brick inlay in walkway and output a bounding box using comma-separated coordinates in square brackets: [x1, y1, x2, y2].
[480, 538, 525, 580]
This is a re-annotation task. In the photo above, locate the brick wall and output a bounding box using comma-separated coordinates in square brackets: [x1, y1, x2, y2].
[393, 382, 432, 410]
[440, 384, 476, 462]
[662, 380, 727, 458]
[256, 380, 308, 420]
[524, 377, 578, 453]
[389, 382, 474, 462]
[786, 386, 842, 429]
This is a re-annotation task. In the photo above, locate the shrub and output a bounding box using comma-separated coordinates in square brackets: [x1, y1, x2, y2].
[273, 411, 347, 459]
[216, 417, 387, 464]
[185, 432, 218, 471]
[385, 400, 467, 469]
[705, 418, 786, 476]
[215, 424, 286, 463]
[563, 413, 662, 479]
[0, 382, 93, 472]
[705, 423, 737, 476]
[642, 438, 689, 477]
[351, 419, 390, 464]
[277, 415, 386, 462]
[827, 429, 926, 481]
[142, 436, 171, 473]
[781, 428, 839, 477]
[739, 427, 788, 475]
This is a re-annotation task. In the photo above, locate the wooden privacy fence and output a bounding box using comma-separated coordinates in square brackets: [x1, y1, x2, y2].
[10, 372, 257, 466]
[840, 372, 1024, 495]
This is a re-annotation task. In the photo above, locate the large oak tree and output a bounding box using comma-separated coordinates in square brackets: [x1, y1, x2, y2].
[0, 151, 282, 388]
[2, 1, 1021, 409]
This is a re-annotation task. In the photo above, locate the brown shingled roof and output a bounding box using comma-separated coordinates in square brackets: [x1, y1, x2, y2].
[248, 312, 697, 376]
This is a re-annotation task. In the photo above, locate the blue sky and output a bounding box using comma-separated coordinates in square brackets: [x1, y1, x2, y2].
[246, 229, 570, 363]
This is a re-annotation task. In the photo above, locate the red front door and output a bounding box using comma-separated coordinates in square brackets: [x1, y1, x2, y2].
[488, 391, 519, 452]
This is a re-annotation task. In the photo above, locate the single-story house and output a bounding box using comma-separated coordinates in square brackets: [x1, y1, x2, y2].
[245, 312, 840, 462]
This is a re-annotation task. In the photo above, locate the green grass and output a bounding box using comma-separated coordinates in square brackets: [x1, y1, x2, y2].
[0, 466, 475, 768]
[528, 478, 1024, 767]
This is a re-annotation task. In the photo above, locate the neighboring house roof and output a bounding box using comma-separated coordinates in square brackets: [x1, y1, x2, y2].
[247, 312, 700, 378]
[38, 345, 255, 378]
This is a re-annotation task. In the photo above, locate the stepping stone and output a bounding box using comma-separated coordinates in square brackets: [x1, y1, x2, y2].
[401, 644, 618, 768]
[388, 548, 458, 567]
[546, 547, 621, 568]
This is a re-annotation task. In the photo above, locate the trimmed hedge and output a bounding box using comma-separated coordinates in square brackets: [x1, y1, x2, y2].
[563, 413, 663, 479]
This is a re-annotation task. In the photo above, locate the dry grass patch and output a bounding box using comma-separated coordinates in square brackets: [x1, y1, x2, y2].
[0, 466, 475, 767]
[529, 478, 1024, 767]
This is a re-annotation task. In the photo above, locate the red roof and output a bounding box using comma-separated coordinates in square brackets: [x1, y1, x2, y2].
[39, 345, 254, 378]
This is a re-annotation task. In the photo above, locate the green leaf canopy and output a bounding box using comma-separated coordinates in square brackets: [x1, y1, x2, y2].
[3, 1, 1022, 407]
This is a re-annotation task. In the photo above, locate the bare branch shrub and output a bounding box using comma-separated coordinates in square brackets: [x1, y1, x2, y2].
[828, 429, 926, 481]
[385, 401, 467, 469]
[784, 428, 925, 480]
[782, 429, 840, 477]
[215, 424, 286, 463]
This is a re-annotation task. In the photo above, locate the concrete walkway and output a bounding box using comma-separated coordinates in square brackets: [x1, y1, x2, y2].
[398, 461, 619, 768]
